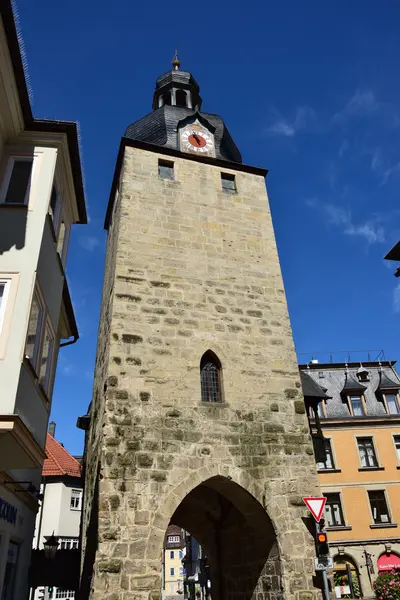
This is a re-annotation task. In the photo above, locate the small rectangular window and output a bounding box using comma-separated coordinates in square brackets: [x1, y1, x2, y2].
[317, 439, 335, 470]
[179, 550, 183, 559]
[158, 159, 174, 180]
[394, 436, 400, 463]
[167, 535, 180, 543]
[386, 394, 400, 415]
[357, 437, 378, 468]
[368, 490, 390, 524]
[221, 172, 236, 193]
[70, 489, 82, 510]
[170, 551, 174, 559]
[0, 280, 11, 335]
[170, 568, 175, 577]
[325, 493, 345, 527]
[179, 567, 184, 576]
[25, 291, 44, 368]
[3, 158, 33, 205]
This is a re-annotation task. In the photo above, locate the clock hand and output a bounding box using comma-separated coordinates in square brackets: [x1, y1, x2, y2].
[193, 133, 201, 145]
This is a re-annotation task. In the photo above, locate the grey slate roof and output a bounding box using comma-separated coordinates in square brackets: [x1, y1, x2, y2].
[300, 371, 331, 399]
[376, 369, 400, 392]
[342, 371, 367, 393]
[125, 106, 242, 163]
[299, 363, 400, 418]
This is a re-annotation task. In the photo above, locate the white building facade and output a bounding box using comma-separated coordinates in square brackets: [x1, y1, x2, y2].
[32, 431, 83, 600]
[0, 2, 87, 598]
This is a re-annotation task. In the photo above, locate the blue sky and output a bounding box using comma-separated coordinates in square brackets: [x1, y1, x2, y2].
[14, 0, 400, 454]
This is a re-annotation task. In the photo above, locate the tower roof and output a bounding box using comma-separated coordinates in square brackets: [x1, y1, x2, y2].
[124, 61, 242, 163]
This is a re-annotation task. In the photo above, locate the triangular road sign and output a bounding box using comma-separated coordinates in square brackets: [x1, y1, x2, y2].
[303, 497, 327, 522]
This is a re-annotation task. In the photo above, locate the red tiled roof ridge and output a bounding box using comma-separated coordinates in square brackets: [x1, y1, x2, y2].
[43, 433, 82, 478]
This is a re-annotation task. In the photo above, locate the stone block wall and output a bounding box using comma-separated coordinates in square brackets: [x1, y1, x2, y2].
[80, 146, 322, 600]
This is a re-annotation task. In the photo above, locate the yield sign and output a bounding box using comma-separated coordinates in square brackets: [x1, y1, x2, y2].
[303, 497, 326, 522]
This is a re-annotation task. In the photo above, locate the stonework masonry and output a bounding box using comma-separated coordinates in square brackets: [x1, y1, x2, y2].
[80, 145, 323, 600]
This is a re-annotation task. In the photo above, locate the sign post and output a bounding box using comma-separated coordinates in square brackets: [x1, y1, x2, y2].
[303, 497, 331, 600]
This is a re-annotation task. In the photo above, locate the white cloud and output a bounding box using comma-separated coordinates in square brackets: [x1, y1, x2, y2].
[338, 139, 350, 158]
[308, 201, 385, 245]
[266, 106, 317, 137]
[334, 90, 379, 122]
[79, 235, 100, 252]
[381, 162, 400, 186]
[393, 283, 400, 313]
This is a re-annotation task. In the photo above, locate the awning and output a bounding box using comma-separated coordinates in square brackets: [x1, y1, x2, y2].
[377, 553, 400, 572]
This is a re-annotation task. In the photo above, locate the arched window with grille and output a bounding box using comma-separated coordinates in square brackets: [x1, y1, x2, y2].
[200, 351, 222, 403]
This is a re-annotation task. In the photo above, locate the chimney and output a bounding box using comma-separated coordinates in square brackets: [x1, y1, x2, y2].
[48, 421, 56, 437]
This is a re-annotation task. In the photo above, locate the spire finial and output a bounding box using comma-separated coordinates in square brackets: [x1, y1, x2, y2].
[172, 49, 180, 70]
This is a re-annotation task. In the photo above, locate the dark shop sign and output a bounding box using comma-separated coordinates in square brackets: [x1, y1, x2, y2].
[0, 497, 17, 526]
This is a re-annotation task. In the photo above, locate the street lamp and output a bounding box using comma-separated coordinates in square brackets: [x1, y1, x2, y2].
[43, 533, 59, 560]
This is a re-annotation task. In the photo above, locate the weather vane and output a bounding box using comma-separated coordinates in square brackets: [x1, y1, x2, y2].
[172, 49, 180, 70]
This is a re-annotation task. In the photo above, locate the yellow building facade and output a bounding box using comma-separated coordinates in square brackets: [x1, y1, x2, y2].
[163, 526, 184, 600]
[301, 360, 400, 599]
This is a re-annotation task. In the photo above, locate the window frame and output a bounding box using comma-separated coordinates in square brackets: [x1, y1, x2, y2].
[158, 159, 174, 180]
[200, 350, 223, 403]
[367, 489, 392, 525]
[347, 394, 367, 416]
[167, 535, 180, 543]
[170, 567, 175, 577]
[70, 488, 82, 511]
[324, 492, 346, 527]
[0, 279, 11, 336]
[221, 172, 237, 193]
[357, 437, 379, 469]
[392, 435, 400, 464]
[0, 156, 34, 206]
[170, 550, 174, 559]
[317, 438, 336, 471]
[58, 537, 79, 550]
[25, 288, 45, 371]
[383, 392, 400, 415]
[39, 321, 55, 393]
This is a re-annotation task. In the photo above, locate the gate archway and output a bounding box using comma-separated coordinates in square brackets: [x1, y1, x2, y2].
[166, 476, 282, 600]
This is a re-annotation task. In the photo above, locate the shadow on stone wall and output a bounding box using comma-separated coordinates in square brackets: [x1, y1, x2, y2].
[78, 465, 99, 600]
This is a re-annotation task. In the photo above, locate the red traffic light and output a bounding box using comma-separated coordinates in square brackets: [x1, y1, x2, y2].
[317, 533, 327, 543]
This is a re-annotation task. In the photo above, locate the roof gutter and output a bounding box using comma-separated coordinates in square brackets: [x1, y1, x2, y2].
[59, 334, 79, 348]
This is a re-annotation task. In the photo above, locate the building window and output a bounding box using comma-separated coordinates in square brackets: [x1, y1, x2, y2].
[49, 185, 62, 235]
[394, 436, 400, 463]
[368, 490, 390, 524]
[349, 395, 365, 416]
[0, 280, 11, 335]
[57, 221, 70, 265]
[333, 556, 362, 598]
[2, 157, 33, 205]
[170, 550, 174, 559]
[169, 584, 175, 594]
[70, 489, 82, 510]
[39, 323, 54, 392]
[170, 568, 175, 577]
[167, 535, 180, 543]
[317, 439, 335, 470]
[357, 438, 378, 468]
[55, 590, 75, 599]
[59, 538, 79, 550]
[179, 567, 184, 576]
[221, 172, 236, 193]
[25, 290, 44, 368]
[158, 159, 174, 180]
[179, 550, 183, 559]
[200, 350, 222, 403]
[385, 393, 400, 415]
[175, 90, 187, 108]
[325, 493, 345, 527]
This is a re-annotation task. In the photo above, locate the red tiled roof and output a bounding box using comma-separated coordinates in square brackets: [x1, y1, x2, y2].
[42, 433, 82, 478]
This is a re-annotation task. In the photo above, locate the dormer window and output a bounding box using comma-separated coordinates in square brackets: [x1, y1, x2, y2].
[384, 393, 400, 415]
[348, 395, 366, 416]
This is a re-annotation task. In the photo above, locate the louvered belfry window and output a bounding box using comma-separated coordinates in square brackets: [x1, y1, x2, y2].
[200, 351, 222, 403]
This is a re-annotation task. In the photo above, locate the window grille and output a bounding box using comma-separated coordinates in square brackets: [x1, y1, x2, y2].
[200, 351, 222, 403]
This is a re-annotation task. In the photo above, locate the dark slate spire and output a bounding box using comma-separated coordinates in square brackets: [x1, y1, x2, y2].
[300, 371, 331, 400]
[342, 370, 367, 393]
[124, 60, 242, 163]
[376, 368, 400, 393]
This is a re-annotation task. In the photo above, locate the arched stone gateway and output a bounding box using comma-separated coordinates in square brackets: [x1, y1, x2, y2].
[167, 476, 282, 600]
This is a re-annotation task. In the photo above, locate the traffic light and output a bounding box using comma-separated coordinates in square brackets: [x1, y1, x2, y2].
[48, 586, 54, 598]
[315, 519, 329, 557]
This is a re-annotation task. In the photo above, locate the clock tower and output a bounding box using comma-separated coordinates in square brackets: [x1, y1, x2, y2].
[80, 57, 322, 600]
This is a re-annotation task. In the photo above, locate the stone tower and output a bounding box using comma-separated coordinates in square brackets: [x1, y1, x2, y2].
[80, 58, 322, 600]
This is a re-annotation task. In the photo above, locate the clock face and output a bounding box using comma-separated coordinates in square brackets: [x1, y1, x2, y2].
[180, 127, 214, 155]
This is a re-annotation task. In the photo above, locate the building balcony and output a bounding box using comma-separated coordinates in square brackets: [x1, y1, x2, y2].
[0, 414, 46, 469]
